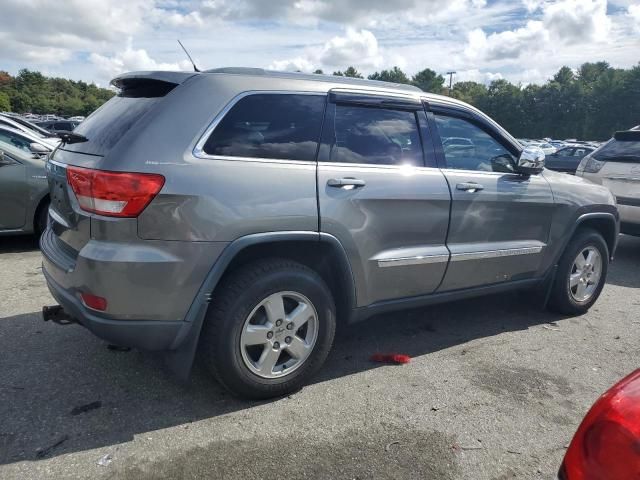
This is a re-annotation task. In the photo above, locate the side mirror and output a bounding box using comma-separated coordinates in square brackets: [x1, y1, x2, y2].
[30, 142, 49, 155]
[516, 146, 545, 175]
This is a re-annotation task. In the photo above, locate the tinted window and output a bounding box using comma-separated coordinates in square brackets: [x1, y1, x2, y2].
[593, 138, 640, 163]
[72, 96, 164, 154]
[0, 129, 32, 153]
[326, 104, 423, 166]
[203, 94, 325, 161]
[434, 114, 516, 172]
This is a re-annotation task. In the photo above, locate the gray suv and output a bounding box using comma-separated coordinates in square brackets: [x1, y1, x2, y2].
[41, 68, 619, 399]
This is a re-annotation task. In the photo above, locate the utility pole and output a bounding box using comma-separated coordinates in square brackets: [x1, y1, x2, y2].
[446, 71, 456, 96]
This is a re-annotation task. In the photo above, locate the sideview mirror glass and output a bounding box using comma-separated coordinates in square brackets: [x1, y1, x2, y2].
[517, 146, 545, 174]
[29, 142, 49, 155]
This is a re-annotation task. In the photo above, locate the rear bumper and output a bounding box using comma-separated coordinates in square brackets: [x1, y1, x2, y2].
[40, 226, 228, 350]
[618, 204, 640, 235]
[43, 266, 183, 350]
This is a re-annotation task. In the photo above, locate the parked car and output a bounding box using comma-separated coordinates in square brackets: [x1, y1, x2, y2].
[577, 127, 640, 236]
[41, 68, 619, 399]
[0, 126, 57, 158]
[0, 140, 50, 235]
[0, 114, 60, 146]
[67, 116, 85, 122]
[558, 369, 640, 479]
[528, 141, 557, 155]
[37, 120, 79, 134]
[545, 145, 595, 174]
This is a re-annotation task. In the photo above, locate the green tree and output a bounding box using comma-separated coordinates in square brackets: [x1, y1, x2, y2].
[333, 66, 363, 78]
[451, 81, 487, 105]
[368, 66, 410, 84]
[411, 68, 444, 93]
[0, 92, 11, 111]
[313, 69, 324, 74]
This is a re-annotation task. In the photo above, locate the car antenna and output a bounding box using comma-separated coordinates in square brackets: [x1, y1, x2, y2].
[178, 39, 200, 72]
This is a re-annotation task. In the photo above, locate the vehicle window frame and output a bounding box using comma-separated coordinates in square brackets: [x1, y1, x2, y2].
[316, 91, 434, 168]
[0, 150, 22, 166]
[193, 91, 328, 164]
[427, 104, 521, 173]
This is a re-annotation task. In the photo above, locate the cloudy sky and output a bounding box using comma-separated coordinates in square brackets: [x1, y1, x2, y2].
[1, 0, 639, 87]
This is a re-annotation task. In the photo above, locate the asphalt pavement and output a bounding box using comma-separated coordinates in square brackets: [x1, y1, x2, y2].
[0, 234, 639, 479]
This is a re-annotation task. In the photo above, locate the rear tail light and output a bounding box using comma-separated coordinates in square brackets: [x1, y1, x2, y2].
[581, 156, 606, 173]
[66, 166, 164, 217]
[559, 369, 640, 480]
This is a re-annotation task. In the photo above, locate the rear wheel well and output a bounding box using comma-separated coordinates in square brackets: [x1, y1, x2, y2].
[220, 240, 354, 323]
[575, 217, 617, 258]
[33, 194, 50, 233]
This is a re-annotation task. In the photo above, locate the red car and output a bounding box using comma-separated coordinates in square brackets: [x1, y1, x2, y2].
[559, 369, 640, 479]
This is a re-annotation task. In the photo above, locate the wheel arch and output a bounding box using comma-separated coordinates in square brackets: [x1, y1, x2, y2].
[573, 212, 619, 261]
[164, 231, 357, 379]
[33, 193, 50, 233]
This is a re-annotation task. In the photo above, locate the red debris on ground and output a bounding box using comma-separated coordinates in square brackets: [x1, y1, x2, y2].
[370, 353, 411, 364]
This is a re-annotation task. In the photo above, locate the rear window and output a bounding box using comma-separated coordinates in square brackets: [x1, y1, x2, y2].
[202, 94, 325, 161]
[593, 138, 640, 163]
[66, 80, 176, 155]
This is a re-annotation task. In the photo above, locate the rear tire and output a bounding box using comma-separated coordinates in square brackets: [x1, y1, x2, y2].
[200, 258, 336, 400]
[547, 228, 608, 315]
[34, 199, 49, 237]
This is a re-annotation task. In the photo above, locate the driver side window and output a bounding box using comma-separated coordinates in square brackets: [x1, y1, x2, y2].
[434, 114, 516, 172]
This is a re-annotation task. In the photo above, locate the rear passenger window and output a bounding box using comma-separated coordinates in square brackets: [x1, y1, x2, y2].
[324, 104, 423, 166]
[203, 94, 325, 161]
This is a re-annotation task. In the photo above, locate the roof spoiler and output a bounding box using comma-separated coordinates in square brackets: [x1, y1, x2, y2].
[614, 130, 640, 141]
[110, 71, 197, 89]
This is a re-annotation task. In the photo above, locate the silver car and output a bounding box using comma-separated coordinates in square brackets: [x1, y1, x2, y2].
[0, 140, 50, 235]
[41, 68, 619, 399]
[577, 127, 640, 236]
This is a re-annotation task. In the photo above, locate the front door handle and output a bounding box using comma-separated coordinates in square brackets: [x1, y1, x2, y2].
[456, 182, 484, 192]
[327, 178, 366, 188]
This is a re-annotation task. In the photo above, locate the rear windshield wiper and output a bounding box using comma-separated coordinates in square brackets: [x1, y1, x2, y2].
[58, 132, 88, 144]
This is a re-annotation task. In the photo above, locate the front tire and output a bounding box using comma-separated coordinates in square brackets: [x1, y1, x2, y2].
[547, 229, 609, 315]
[200, 258, 336, 399]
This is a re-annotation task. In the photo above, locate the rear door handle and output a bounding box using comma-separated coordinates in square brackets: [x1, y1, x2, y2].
[456, 182, 484, 192]
[327, 178, 366, 188]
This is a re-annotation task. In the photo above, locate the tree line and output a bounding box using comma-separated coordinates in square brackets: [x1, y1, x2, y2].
[0, 69, 114, 117]
[2, 62, 638, 140]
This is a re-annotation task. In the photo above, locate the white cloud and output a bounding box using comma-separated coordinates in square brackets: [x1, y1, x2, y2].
[464, 0, 611, 63]
[543, 0, 610, 44]
[269, 28, 386, 74]
[628, 4, 640, 31]
[454, 69, 504, 85]
[89, 40, 193, 81]
[268, 57, 316, 73]
[319, 29, 384, 69]
[0, 0, 638, 88]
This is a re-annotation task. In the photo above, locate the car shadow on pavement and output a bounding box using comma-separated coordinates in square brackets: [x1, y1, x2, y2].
[0, 235, 40, 254]
[606, 234, 640, 288]
[0, 294, 559, 465]
[0, 235, 637, 465]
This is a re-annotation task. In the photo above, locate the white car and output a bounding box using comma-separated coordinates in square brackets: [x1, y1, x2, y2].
[529, 141, 557, 155]
[0, 114, 60, 147]
[0, 126, 58, 157]
[576, 127, 640, 236]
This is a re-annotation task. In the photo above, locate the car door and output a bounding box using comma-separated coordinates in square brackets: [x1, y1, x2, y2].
[429, 105, 554, 291]
[317, 91, 451, 306]
[0, 149, 27, 230]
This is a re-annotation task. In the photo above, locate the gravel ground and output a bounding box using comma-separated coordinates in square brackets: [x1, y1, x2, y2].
[0, 234, 639, 480]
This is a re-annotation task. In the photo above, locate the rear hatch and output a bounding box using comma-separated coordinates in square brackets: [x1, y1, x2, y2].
[591, 129, 640, 205]
[46, 72, 194, 259]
